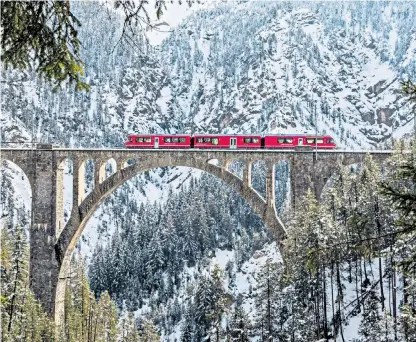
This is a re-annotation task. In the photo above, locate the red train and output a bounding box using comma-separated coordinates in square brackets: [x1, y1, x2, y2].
[124, 134, 336, 149]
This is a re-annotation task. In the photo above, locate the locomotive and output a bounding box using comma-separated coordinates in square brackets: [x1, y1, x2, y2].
[124, 134, 336, 149]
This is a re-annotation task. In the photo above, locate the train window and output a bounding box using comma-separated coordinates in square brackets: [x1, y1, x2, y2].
[179, 138, 186, 143]
[144, 138, 151, 143]
[129, 137, 133, 142]
[204, 138, 211, 143]
[278, 138, 285, 143]
[212, 138, 219, 145]
[285, 138, 293, 143]
[306, 138, 315, 144]
[316, 138, 324, 144]
[253, 138, 259, 143]
[164, 137, 171, 143]
[136, 137, 143, 143]
[172, 138, 179, 143]
[328, 138, 335, 144]
[244, 138, 251, 143]
[197, 138, 203, 143]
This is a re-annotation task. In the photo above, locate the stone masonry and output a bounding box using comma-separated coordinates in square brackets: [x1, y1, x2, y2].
[0, 147, 392, 326]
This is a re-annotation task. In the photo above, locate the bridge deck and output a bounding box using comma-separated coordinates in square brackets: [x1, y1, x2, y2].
[0, 148, 396, 153]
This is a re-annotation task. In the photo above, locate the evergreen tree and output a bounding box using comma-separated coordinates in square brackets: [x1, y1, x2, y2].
[254, 258, 281, 341]
[0, 226, 54, 341]
[229, 304, 251, 341]
[139, 318, 160, 342]
[180, 308, 195, 342]
[120, 312, 140, 342]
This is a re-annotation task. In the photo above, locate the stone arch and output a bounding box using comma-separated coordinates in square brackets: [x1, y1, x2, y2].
[54, 158, 287, 324]
[98, 158, 117, 184]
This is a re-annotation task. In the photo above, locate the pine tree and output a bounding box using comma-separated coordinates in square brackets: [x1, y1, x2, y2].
[209, 265, 228, 342]
[194, 275, 215, 339]
[181, 308, 195, 342]
[95, 291, 119, 342]
[229, 304, 251, 341]
[139, 318, 160, 342]
[1, 226, 55, 341]
[358, 289, 386, 342]
[2, 225, 29, 335]
[254, 258, 281, 341]
[120, 312, 140, 342]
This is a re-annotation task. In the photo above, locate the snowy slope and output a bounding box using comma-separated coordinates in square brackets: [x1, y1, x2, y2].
[1, 1, 415, 341]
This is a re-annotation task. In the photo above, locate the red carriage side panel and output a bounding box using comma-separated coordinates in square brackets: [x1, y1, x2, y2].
[264, 135, 297, 149]
[193, 135, 230, 148]
[236, 136, 262, 148]
[124, 135, 154, 148]
[193, 135, 262, 148]
[264, 135, 336, 149]
[157, 135, 191, 148]
[124, 135, 191, 149]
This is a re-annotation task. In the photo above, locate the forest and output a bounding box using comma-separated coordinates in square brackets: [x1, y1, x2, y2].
[1, 0, 416, 341]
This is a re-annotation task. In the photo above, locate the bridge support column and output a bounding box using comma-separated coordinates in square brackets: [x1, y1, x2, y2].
[289, 152, 340, 208]
[265, 162, 275, 208]
[55, 164, 64, 237]
[94, 158, 102, 189]
[243, 161, 252, 188]
[29, 150, 60, 314]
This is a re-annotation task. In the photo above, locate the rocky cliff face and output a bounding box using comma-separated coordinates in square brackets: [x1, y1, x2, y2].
[161, 1, 415, 147]
[1, 1, 415, 150]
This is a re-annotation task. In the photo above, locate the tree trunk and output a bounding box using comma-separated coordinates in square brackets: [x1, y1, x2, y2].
[322, 266, 328, 340]
[336, 262, 346, 342]
[331, 264, 336, 339]
[7, 257, 19, 332]
[375, 199, 385, 311]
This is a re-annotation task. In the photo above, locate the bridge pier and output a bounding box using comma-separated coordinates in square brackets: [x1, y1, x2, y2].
[29, 150, 60, 314]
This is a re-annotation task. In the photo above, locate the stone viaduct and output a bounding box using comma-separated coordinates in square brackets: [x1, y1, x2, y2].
[0, 146, 392, 325]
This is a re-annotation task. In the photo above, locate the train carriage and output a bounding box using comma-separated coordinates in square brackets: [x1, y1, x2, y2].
[125, 134, 192, 149]
[192, 135, 262, 149]
[263, 135, 336, 149]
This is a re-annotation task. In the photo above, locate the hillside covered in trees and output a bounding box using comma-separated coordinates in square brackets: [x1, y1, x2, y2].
[1, 0, 416, 341]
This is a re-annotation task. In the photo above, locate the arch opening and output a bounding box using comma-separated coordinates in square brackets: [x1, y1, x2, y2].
[0, 159, 32, 238]
[207, 158, 222, 167]
[226, 160, 244, 180]
[121, 157, 136, 169]
[57, 158, 73, 236]
[251, 160, 266, 200]
[55, 161, 286, 324]
[99, 158, 117, 184]
[77, 159, 94, 206]
[274, 160, 291, 215]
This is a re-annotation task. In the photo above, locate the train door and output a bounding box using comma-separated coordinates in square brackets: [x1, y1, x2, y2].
[230, 138, 237, 149]
[298, 138, 303, 146]
[154, 137, 159, 149]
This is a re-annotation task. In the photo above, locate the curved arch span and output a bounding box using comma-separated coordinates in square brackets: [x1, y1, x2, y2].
[54, 159, 287, 324]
